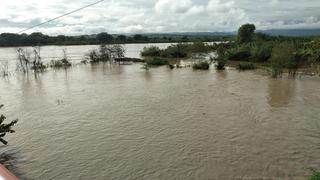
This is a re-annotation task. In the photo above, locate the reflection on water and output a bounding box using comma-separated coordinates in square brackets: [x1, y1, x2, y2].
[268, 78, 296, 108]
[0, 64, 319, 179]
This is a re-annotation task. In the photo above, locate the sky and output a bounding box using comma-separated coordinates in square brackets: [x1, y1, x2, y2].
[0, 0, 320, 35]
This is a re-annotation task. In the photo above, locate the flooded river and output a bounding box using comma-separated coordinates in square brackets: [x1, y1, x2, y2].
[0, 45, 319, 179]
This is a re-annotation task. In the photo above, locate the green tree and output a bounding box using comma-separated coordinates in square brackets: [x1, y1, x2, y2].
[0, 104, 18, 145]
[237, 24, 256, 43]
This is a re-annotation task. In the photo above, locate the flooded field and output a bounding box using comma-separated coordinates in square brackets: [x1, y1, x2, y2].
[0, 59, 319, 179]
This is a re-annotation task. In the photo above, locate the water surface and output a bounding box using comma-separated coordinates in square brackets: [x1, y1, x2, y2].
[0, 63, 319, 179]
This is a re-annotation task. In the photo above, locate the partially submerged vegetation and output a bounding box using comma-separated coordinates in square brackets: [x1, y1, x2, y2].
[85, 44, 125, 63]
[146, 58, 168, 66]
[237, 62, 256, 70]
[141, 42, 211, 59]
[213, 24, 320, 77]
[0, 104, 18, 145]
[192, 61, 210, 70]
[50, 49, 72, 68]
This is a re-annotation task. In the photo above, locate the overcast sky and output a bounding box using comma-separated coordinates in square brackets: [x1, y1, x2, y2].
[1, 0, 320, 35]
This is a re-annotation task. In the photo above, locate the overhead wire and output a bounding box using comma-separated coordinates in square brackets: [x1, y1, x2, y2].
[17, 0, 106, 34]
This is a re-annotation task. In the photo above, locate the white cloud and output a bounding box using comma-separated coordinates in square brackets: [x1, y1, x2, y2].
[0, 0, 319, 35]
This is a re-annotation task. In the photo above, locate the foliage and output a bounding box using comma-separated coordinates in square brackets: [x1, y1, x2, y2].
[192, 61, 210, 70]
[141, 42, 211, 59]
[141, 46, 162, 57]
[237, 24, 256, 44]
[160, 44, 189, 58]
[226, 44, 252, 61]
[215, 47, 228, 70]
[86, 44, 125, 63]
[250, 43, 273, 62]
[146, 58, 169, 66]
[50, 59, 71, 68]
[296, 39, 320, 63]
[270, 42, 297, 78]
[0, 104, 18, 145]
[237, 62, 256, 70]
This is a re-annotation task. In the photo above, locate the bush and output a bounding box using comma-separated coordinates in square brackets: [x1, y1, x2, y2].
[141, 46, 162, 57]
[188, 42, 209, 54]
[237, 62, 256, 70]
[86, 44, 125, 63]
[192, 61, 210, 70]
[270, 42, 297, 78]
[227, 44, 251, 61]
[146, 58, 169, 66]
[215, 47, 228, 70]
[50, 59, 72, 68]
[140, 42, 211, 59]
[251, 43, 272, 62]
[160, 44, 188, 58]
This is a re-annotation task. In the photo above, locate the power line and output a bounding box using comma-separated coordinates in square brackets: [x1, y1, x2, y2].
[17, 0, 106, 34]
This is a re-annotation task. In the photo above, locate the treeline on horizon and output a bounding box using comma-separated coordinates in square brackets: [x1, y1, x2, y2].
[0, 32, 233, 47]
[0, 31, 318, 47]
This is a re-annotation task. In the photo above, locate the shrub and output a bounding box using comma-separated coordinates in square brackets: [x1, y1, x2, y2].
[215, 47, 228, 70]
[227, 44, 251, 61]
[50, 59, 72, 68]
[270, 42, 297, 78]
[251, 43, 272, 62]
[160, 44, 188, 58]
[86, 44, 125, 63]
[237, 62, 256, 70]
[192, 61, 210, 70]
[30, 61, 47, 71]
[188, 42, 209, 54]
[146, 58, 169, 66]
[141, 46, 162, 57]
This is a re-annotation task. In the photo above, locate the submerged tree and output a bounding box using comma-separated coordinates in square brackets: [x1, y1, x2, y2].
[0, 104, 18, 145]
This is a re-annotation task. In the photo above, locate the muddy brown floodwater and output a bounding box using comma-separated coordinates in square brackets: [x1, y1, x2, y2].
[0, 46, 320, 179]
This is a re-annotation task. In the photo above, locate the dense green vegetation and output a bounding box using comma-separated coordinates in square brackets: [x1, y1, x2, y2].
[146, 58, 169, 66]
[215, 24, 320, 77]
[237, 62, 256, 70]
[141, 42, 211, 59]
[0, 32, 232, 47]
[192, 61, 210, 70]
[139, 23, 320, 76]
[0, 104, 18, 145]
